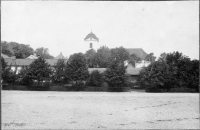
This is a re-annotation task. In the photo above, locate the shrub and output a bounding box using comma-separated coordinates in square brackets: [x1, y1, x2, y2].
[87, 70, 103, 87]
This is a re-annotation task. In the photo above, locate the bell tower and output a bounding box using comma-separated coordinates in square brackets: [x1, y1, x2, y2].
[84, 31, 99, 51]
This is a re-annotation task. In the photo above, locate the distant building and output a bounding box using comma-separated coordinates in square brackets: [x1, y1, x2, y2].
[26, 53, 38, 59]
[84, 31, 100, 51]
[55, 52, 66, 59]
[126, 48, 150, 68]
[3, 52, 67, 74]
[1, 54, 10, 59]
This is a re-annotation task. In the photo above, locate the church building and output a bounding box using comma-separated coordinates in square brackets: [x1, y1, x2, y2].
[84, 31, 100, 51]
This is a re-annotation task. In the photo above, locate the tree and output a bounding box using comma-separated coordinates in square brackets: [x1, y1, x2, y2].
[104, 47, 128, 90]
[1, 57, 16, 84]
[35, 47, 54, 59]
[65, 53, 89, 86]
[87, 70, 103, 87]
[128, 53, 141, 67]
[52, 59, 67, 84]
[138, 61, 173, 92]
[24, 57, 52, 86]
[1, 41, 34, 58]
[95, 46, 111, 68]
[158, 52, 167, 62]
[138, 51, 199, 92]
[85, 49, 96, 68]
[110, 46, 130, 65]
[145, 53, 156, 63]
[1, 41, 14, 57]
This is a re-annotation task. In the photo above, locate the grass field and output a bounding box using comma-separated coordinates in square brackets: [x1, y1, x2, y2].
[2, 90, 199, 129]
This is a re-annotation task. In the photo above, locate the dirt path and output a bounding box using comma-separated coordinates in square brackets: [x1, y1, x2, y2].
[2, 91, 199, 129]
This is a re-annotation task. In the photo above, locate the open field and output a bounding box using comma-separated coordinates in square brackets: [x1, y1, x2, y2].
[2, 90, 199, 129]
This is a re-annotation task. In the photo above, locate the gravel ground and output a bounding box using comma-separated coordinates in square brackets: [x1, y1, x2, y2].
[2, 90, 199, 129]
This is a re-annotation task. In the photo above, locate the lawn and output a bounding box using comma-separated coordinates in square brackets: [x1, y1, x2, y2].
[2, 90, 199, 129]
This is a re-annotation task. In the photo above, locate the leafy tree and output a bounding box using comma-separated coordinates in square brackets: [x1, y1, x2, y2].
[145, 53, 156, 63]
[18, 67, 33, 86]
[104, 59, 128, 88]
[65, 53, 89, 86]
[138, 61, 173, 92]
[87, 70, 103, 87]
[95, 46, 111, 68]
[35, 47, 54, 59]
[138, 51, 199, 92]
[1, 57, 16, 84]
[52, 59, 67, 84]
[158, 52, 167, 62]
[23, 57, 52, 86]
[1, 41, 14, 57]
[85, 49, 96, 68]
[110, 46, 130, 65]
[128, 53, 141, 67]
[104, 47, 128, 89]
[1, 41, 34, 58]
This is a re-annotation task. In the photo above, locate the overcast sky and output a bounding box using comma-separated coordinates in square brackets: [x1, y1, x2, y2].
[2, 1, 199, 60]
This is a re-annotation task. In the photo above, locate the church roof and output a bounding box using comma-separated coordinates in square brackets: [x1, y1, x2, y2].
[84, 32, 99, 42]
[4, 58, 66, 67]
[126, 48, 148, 60]
[55, 52, 65, 59]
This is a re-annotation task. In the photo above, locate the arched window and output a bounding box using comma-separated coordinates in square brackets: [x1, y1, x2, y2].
[90, 43, 93, 48]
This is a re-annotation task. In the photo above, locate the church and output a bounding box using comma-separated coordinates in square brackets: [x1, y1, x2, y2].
[2, 31, 150, 77]
[84, 31, 150, 68]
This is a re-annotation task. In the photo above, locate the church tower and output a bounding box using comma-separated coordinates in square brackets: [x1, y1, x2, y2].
[84, 31, 99, 51]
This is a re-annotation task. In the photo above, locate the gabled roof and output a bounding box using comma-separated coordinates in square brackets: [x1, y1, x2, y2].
[55, 52, 65, 59]
[4, 58, 66, 67]
[88, 67, 142, 75]
[84, 32, 99, 42]
[15, 59, 35, 66]
[4, 58, 16, 65]
[126, 65, 143, 75]
[88, 68, 106, 74]
[126, 48, 148, 60]
[26, 55, 38, 59]
[1, 54, 10, 58]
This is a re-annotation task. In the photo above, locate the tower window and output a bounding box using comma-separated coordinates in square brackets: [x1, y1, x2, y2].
[90, 43, 93, 48]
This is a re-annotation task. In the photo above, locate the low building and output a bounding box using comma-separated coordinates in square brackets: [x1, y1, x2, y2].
[3, 53, 67, 74]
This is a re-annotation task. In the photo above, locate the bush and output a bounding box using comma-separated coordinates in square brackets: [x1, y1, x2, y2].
[87, 70, 103, 87]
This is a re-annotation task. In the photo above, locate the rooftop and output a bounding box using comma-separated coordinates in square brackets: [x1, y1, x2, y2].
[126, 48, 148, 60]
[84, 32, 99, 42]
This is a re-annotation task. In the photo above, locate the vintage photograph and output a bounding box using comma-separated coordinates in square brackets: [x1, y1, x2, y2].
[1, 1, 199, 129]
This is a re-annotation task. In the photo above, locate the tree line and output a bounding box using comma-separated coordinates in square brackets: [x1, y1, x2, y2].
[1, 41, 198, 92]
[1, 41, 54, 59]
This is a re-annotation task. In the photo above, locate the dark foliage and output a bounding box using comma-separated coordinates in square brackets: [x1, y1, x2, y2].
[52, 59, 67, 84]
[87, 70, 103, 87]
[65, 53, 89, 86]
[104, 47, 129, 89]
[1, 57, 16, 84]
[1, 41, 34, 58]
[35, 47, 54, 59]
[138, 51, 199, 92]
[20, 57, 52, 88]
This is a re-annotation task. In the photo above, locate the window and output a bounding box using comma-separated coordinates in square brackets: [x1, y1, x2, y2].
[90, 43, 93, 48]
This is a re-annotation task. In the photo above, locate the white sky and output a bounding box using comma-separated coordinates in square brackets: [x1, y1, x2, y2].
[1, 1, 199, 60]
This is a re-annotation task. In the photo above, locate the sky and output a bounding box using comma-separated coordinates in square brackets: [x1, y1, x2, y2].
[1, 1, 199, 60]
